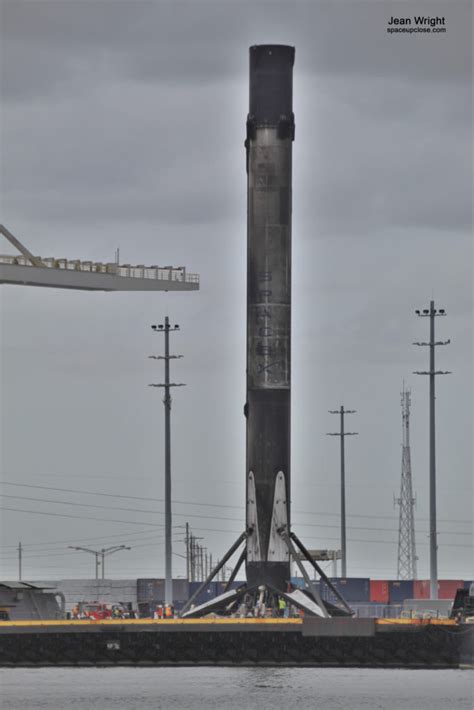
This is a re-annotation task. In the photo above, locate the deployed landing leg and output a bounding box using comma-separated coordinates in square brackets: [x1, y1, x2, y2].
[289, 531, 353, 615]
[180, 532, 247, 617]
[180, 525, 353, 619]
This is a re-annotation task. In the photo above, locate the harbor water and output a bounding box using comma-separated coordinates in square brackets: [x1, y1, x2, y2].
[0, 667, 472, 709]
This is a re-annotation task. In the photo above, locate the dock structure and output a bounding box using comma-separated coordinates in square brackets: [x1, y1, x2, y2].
[0, 225, 199, 292]
[0, 617, 471, 668]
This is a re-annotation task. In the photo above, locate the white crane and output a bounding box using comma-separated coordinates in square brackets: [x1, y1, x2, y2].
[0, 225, 199, 292]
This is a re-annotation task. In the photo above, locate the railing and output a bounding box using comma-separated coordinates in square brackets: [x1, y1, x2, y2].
[0, 255, 199, 285]
[350, 604, 451, 619]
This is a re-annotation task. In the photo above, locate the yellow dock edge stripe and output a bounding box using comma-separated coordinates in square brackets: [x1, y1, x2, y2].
[0, 617, 458, 628]
[376, 618, 457, 626]
[0, 618, 302, 628]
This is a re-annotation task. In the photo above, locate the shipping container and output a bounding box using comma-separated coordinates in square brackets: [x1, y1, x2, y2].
[413, 580, 430, 599]
[137, 579, 189, 604]
[189, 581, 219, 606]
[137, 578, 161, 602]
[216, 581, 246, 595]
[388, 580, 414, 603]
[369, 580, 389, 603]
[413, 580, 464, 600]
[171, 580, 190, 601]
[438, 580, 463, 600]
[321, 578, 370, 603]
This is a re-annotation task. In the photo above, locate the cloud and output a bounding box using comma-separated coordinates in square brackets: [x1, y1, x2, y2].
[2, 1, 471, 102]
[0, 0, 471, 581]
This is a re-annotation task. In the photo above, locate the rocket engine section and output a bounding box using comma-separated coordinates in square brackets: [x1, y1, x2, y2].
[245, 45, 295, 591]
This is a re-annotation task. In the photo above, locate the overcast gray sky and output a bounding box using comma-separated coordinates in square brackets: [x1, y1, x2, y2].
[0, 0, 472, 584]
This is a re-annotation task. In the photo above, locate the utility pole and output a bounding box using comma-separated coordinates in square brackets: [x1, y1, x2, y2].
[413, 301, 451, 599]
[187, 531, 202, 582]
[149, 317, 185, 606]
[18, 542, 22, 581]
[395, 385, 417, 580]
[194, 540, 198, 581]
[327, 406, 358, 577]
[185, 523, 190, 581]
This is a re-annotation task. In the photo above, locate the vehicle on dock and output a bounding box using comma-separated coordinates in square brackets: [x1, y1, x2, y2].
[75, 602, 112, 620]
[450, 584, 474, 622]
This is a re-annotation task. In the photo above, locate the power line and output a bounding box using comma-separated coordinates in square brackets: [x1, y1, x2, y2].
[0, 480, 242, 509]
[2, 472, 470, 495]
[0, 494, 243, 524]
[0, 507, 163, 527]
[1, 494, 470, 536]
[0, 527, 177, 550]
[0, 534, 186, 561]
[1, 480, 471, 524]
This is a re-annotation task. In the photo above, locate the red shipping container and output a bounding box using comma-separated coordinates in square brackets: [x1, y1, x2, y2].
[413, 580, 430, 599]
[438, 580, 463, 600]
[413, 579, 463, 599]
[370, 580, 389, 603]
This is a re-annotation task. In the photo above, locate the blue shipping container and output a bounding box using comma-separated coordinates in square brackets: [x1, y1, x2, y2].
[137, 578, 164, 602]
[216, 580, 246, 595]
[137, 578, 189, 603]
[389, 580, 414, 603]
[189, 581, 219, 606]
[321, 578, 370, 603]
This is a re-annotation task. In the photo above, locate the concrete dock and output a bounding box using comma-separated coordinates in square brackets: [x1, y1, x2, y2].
[0, 617, 471, 668]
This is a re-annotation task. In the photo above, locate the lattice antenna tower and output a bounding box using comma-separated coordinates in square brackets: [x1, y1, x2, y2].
[395, 385, 417, 580]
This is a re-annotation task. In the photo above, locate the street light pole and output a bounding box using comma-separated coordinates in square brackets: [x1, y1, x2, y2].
[100, 545, 131, 580]
[149, 317, 185, 605]
[68, 544, 130, 580]
[68, 546, 100, 579]
[18, 542, 22, 581]
[327, 406, 358, 578]
[413, 301, 451, 599]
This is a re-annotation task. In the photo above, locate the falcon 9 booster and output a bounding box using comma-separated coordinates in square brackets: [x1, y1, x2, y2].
[245, 45, 295, 591]
[181, 45, 351, 620]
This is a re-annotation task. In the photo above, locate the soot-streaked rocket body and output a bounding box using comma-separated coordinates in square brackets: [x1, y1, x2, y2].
[181, 45, 351, 619]
[245, 45, 295, 591]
